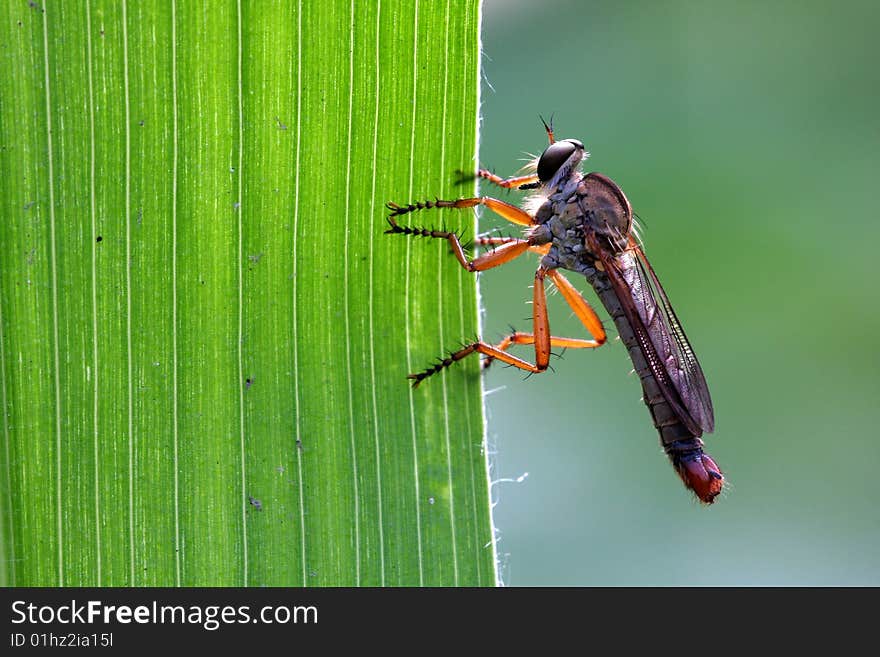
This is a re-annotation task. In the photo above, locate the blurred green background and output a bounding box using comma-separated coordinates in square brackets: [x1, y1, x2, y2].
[474, 0, 879, 584]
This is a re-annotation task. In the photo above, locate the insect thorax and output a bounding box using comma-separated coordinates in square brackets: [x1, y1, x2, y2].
[531, 172, 633, 274]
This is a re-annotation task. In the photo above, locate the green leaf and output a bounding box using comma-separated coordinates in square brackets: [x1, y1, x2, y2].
[0, 0, 494, 586]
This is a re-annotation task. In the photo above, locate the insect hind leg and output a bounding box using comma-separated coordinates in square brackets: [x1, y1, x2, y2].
[407, 340, 546, 388]
[408, 330, 603, 387]
[481, 331, 604, 371]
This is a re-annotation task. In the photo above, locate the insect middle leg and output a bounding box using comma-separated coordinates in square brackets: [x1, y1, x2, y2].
[386, 194, 535, 226]
[385, 219, 534, 273]
[474, 237, 550, 256]
[385, 193, 543, 272]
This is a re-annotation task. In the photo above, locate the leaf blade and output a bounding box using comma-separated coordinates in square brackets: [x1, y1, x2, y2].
[0, 0, 494, 587]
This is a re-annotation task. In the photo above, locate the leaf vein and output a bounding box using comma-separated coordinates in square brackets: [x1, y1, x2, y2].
[439, 0, 459, 586]
[368, 0, 386, 586]
[41, 0, 63, 588]
[293, 0, 308, 586]
[85, 0, 102, 585]
[405, 0, 425, 587]
[171, 0, 182, 586]
[122, 0, 135, 586]
[343, 0, 361, 586]
[236, 0, 248, 587]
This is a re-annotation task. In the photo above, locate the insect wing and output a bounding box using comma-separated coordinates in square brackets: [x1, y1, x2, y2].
[600, 244, 715, 434]
[632, 246, 714, 432]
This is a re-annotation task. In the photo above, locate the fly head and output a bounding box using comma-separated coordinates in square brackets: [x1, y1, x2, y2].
[537, 138, 586, 188]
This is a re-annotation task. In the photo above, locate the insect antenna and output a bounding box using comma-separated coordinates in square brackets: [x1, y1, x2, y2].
[539, 113, 556, 143]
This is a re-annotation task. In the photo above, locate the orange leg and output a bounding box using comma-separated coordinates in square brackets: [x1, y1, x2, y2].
[455, 168, 539, 190]
[546, 269, 606, 344]
[408, 268, 607, 386]
[474, 170, 540, 190]
[409, 268, 552, 386]
[386, 195, 534, 227]
[474, 236, 550, 257]
[481, 269, 606, 370]
[385, 219, 533, 272]
[454, 119, 555, 191]
[480, 332, 603, 370]
[480, 170, 539, 189]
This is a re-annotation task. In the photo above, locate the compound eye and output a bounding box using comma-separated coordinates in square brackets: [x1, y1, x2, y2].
[537, 140, 578, 183]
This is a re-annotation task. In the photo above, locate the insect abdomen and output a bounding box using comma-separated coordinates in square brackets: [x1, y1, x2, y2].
[586, 269, 723, 503]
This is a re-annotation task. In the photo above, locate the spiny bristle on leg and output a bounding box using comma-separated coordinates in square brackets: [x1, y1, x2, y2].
[384, 216, 461, 243]
[385, 198, 445, 218]
[408, 344, 478, 387]
[407, 357, 454, 388]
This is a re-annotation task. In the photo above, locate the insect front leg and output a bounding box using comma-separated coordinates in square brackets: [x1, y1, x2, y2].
[453, 117, 557, 192]
[456, 169, 540, 191]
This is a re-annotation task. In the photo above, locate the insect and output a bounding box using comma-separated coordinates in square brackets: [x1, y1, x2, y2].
[385, 119, 723, 504]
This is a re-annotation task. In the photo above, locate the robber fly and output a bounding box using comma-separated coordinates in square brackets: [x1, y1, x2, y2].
[385, 119, 723, 504]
